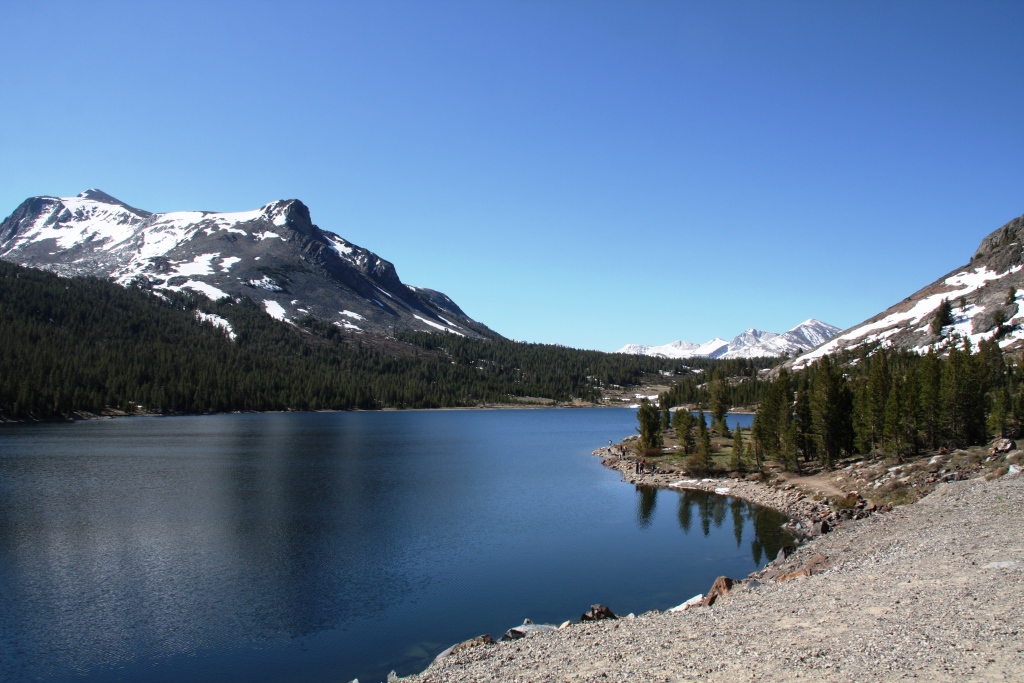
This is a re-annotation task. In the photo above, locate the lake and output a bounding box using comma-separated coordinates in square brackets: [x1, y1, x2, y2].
[0, 409, 791, 683]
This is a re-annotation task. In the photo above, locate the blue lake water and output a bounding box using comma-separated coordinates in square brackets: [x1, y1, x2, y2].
[697, 411, 755, 430]
[0, 409, 790, 683]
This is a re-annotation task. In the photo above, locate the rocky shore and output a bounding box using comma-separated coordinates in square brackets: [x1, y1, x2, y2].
[407, 446, 1024, 682]
[596, 448, 840, 536]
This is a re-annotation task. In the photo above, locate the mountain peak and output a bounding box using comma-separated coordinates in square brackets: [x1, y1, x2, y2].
[70, 189, 152, 217]
[0, 191, 493, 340]
[78, 189, 120, 202]
[617, 322, 838, 360]
[258, 199, 314, 236]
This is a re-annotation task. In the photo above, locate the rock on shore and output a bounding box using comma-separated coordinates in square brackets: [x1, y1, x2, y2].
[408, 475, 1024, 682]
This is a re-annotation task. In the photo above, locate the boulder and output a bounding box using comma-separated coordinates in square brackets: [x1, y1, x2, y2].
[702, 576, 737, 607]
[433, 634, 497, 662]
[774, 545, 796, 562]
[778, 553, 829, 582]
[991, 438, 1016, 455]
[580, 604, 617, 622]
[668, 594, 705, 612]
[500, 622, 557, 641]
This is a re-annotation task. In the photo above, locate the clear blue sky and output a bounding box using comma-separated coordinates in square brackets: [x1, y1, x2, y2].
[2, 1, 1022, 351]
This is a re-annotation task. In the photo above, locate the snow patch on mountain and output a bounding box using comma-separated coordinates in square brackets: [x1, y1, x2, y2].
[264, 300, 287, 321]
[619, 320, 840, 360]
[414, 314, 465, 336]
[219, 256, 241, 272]
[170, 253, 219, 277]
[179, 281, 229, 301]
[793, 266, 1020, 368]
[247, 276, 283, 292]
[195, 311, 236, 341]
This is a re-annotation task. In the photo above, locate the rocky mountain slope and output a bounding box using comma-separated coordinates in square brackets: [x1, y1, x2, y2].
[618, 319, 841, 360]
[0, 190, 494, 339]
[794, 212, 1024, 367]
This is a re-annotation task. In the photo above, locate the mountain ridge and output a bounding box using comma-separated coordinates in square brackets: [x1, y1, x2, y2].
[792, 212, 1024, 368]
[0, 190, 494, 339]
[618, 319, 841, 360]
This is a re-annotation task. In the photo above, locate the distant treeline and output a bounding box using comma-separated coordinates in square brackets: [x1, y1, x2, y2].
[659, 357, 781, 409]
[0, 261, 687, 418]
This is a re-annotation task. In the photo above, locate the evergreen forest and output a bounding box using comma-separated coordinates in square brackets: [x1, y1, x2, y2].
[656, 339, 1022, 473]
[0, 261, 684, 419]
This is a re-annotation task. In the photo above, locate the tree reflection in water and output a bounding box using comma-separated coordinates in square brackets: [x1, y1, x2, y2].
[639, 486, 794, 566]
[637, 485, 658, 528]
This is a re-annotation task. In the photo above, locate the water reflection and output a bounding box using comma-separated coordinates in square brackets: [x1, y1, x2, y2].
[0, 411, 795, 683]
[637, 486, 658, 527]
[643, 487, 793, 566]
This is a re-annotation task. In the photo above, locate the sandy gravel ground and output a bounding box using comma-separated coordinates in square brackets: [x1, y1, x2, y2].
[408, 474, 1024, 682]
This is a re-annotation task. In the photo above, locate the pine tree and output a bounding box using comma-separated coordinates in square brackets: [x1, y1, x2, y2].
[811, 355, 854, 468]
[795, 376, 814, 463]
[752, 369, 791, 463]
[673, 408, 696, 454]
[990, 383, 1011, 438]
[636, 399, 663, 452]
[731, 425, 746, 472]
[940, 340, 988, 447]
[745, 437, 757, 472]
[867, 352, 890, 454]
[931, 298, 953, 336]
[690, 408, 714, 473]
[883, 376, 906, 459]
[709, 373, 730, 436]
[918, 350, 943, 449]
[901, 363, 922, 456]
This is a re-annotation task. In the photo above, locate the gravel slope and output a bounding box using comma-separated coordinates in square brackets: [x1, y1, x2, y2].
[408, 475, 1024, 682]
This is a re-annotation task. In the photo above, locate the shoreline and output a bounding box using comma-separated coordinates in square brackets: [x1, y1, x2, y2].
[411, 472, 1024, 682]
[0, 403, 634, 426]
[590, 445, 846, 533]
[408, 439, 1023, 682]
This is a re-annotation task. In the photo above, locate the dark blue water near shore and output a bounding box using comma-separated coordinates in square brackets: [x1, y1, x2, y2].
[0, 409, 790, 683]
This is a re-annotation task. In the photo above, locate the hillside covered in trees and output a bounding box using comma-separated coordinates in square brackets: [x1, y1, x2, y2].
[0, 262, 688, 419]
[654, 339, 1021, 474]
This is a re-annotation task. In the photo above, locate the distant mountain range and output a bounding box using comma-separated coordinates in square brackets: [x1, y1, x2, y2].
[0, 190, 494, 339]
[618, 319, 842, 360]
[793, 212, 1024, 368]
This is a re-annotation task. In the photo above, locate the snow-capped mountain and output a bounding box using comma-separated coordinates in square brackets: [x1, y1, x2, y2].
[793, 212, 1024, 368]
[0, 190, 495, 338]
[618, 320, 841, 360]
